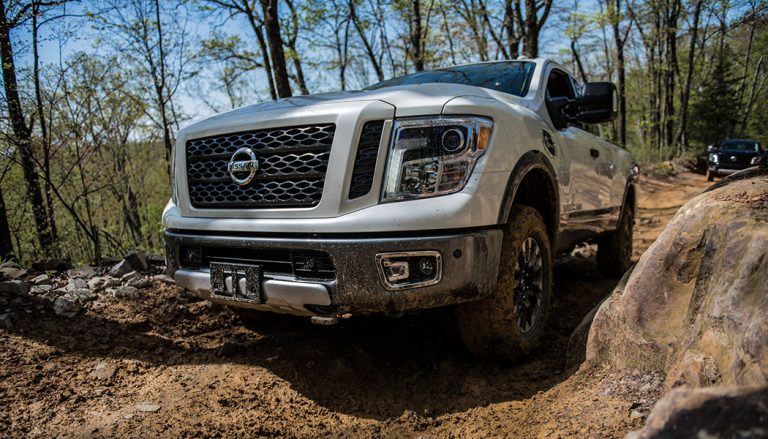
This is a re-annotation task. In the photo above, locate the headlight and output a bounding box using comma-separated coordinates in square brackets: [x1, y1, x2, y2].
[709, 153, 718, 163]
[382, 116, 493, 202]
[751, 156, 760, 165]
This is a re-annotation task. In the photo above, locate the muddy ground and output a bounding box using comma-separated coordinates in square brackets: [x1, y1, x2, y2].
[0, 172, 712, 438]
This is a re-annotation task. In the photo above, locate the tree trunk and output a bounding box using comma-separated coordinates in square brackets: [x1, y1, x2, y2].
[260, 0, 292, 98]
[675, 0, 702, 151]
[410, 0, 424, 71]
[664, 0, 678, 151]
[570, 39, 588, 83]
[151, 0, 174, 166]
[610, 0, 626, 147]
[241, 3, 277, 100]
[523, 0, 552, 58]
[523, 0, 538, 57]
[0, 1, 54, 255]
[284, 0, 309, 94]
[0, 186, 13, 259]
[504, 0, 522, 58]
[32, 0, 58, 246]
[740, 56, 764, 135]
[350, 0, 384, 81]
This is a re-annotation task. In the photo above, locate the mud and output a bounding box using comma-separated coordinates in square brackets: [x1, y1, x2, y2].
[0, 172, 712, 438]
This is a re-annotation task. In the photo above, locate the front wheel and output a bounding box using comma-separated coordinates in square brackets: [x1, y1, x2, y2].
[457, 205, 552, 361]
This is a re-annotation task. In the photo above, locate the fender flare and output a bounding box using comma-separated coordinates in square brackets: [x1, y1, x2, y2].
[497, 150, 560, 243]
[619, 176, 638, 224]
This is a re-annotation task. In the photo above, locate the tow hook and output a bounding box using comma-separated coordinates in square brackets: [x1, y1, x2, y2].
[310, 315, 338, 326]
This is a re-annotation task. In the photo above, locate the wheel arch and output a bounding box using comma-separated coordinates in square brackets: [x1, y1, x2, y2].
[498, 150, 560, 249]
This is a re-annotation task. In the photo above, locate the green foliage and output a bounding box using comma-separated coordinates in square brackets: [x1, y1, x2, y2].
[689, 50, 742, 147]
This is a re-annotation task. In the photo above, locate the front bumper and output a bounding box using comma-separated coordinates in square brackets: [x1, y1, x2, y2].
[164, 229, 503, 316]
[709, 166, 746, 176]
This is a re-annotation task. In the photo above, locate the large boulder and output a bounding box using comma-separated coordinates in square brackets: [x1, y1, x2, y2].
[577, 168, 768, 437]
[584, 169, 768, 387]
[627, 386, 768, 439]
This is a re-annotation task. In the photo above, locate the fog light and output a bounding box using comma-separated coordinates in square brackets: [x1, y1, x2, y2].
[375, 251, 442, 290]
[418, 257, 435, 276]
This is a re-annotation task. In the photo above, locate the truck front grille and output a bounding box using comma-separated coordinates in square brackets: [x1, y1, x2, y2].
[348, 121, 385, 199]
[179, 245, 336, 280]
[186, 124, 335, 208]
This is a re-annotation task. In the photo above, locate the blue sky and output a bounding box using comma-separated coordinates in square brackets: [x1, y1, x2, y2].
[14, 0, 615, 123]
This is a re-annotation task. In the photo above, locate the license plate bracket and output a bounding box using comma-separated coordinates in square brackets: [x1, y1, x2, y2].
[210, 262, 264, 303]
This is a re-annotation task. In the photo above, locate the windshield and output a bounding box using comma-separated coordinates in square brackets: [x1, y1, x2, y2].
[718, 140, 761, 152]
[365, 61, 536, 97]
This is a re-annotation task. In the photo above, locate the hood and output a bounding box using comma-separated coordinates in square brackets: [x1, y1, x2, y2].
[715, 149, 760, 155]
[195, 83, 501, 123]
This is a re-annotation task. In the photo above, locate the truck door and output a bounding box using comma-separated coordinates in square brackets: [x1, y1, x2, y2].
[544, 69, 607, 215]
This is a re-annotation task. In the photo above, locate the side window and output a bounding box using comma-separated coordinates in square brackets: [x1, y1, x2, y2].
[569, 76, 583, 97]
[545, 70, 574, 100]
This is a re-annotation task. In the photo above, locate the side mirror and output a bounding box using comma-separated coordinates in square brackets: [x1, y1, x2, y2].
[574, 82, 617, 124]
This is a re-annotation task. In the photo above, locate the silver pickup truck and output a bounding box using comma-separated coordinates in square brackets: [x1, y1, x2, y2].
[163, 58, 638, 360]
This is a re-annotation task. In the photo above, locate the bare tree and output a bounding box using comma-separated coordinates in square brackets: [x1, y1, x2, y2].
[260, 0, 292, 97]
[94, 0, 191, 167]
[609, 0, 632, 147]
[350, 0, 384, 81]
[0, 0, 55, 254]
[410, 0, 425, 70]
[675, 0, 703, 150]
[522, 0, 553, 57]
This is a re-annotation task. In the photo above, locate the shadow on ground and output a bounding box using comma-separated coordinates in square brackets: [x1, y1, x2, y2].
[5, 254, 618, 421]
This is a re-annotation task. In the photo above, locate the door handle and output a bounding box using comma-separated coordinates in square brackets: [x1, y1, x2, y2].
[590, 148, 600, 159]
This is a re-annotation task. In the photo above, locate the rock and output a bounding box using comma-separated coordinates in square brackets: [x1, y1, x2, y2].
[64, 278, 87, 291]
[124, 251, 149, 272]
[53, 289, 98, 317]
[102, 277, 120, 288]
[566, 267, 633, 369]
[53, 296, 81, 317]
[121, 271, 142, 285]
[0, 281, 29, 296]
[108, 260, 132, 278]
[0, 266, 26, 280]
[146, 253, 165, 266]
[584, 170, 768, 387]
[31, 284, 54, 294]
[121, 271, 152, 289]
[112, 286, 140, 299]
[67, 265, 97, 279]
[627, 386, 768, 439]
[31, 259, 71, 272]
[153, 274, 174, 284]
[0, 313, 13, 328]
[31, 274, 51, 285]
[87, 277, 104, 290]
[90, 362, 117, 380]
[136, 402, 161, 413]
[0, 261, 20, 269]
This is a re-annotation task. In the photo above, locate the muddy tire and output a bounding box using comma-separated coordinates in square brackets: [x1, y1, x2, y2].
[706, 170, 715, 181]
[457, 205, 552, 361]
[596, 200, 634, 277]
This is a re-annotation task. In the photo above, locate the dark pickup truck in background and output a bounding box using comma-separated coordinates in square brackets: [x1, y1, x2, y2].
[706, 139, 763, 181]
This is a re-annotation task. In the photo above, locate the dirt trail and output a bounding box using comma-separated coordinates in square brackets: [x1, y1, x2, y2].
[0, 172, 713, 438]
